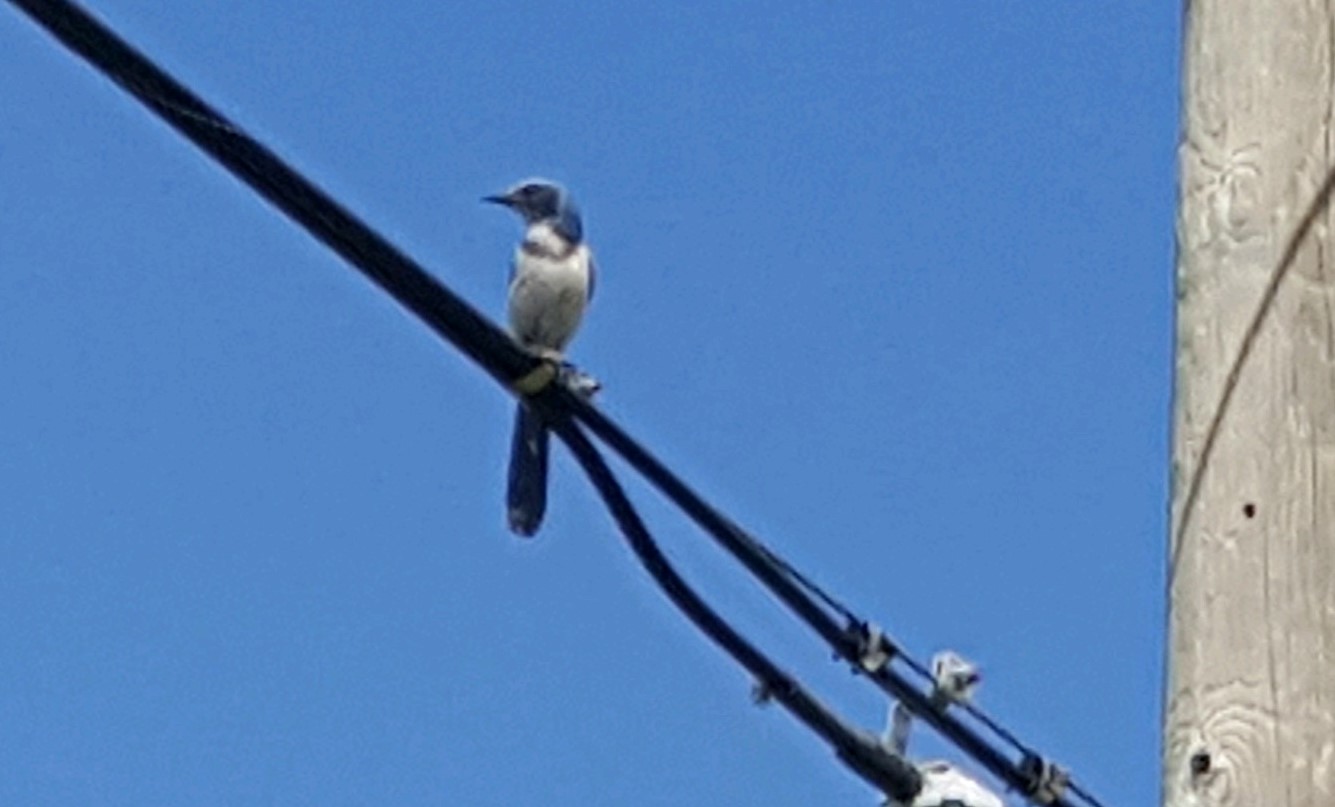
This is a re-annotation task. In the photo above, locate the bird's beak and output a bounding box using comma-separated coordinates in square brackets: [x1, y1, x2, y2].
[482, 192, 514, 207]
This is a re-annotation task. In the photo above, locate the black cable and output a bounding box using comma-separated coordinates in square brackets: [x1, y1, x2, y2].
[6, 3, 1107, 805]
[6, 0, 537, 394]
[557, 388, 1099, 806]
[550, 406, 922, 804]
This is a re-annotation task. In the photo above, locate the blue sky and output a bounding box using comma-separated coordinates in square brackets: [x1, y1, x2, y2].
[1, 3, 1175, 805]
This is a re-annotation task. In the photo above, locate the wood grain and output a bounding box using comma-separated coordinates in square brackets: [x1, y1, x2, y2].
[1169, 2, 1335, 806]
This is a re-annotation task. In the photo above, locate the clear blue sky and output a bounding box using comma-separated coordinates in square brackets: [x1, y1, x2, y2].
[1, 3, 1175, 805]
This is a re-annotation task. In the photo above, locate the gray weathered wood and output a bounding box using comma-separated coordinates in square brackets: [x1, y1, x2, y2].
[1168, 2, 1335, 805]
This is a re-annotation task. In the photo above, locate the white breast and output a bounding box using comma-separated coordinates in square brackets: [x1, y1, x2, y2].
[506, 224, 592, 354]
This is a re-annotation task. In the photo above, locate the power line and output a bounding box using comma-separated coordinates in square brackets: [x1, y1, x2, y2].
[6, 2, 1109, 805]
[555, 408, 923, 803]
[558, 393, 1101, 805]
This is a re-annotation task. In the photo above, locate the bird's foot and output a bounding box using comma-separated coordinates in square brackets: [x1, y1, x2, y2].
[559, 363, 602, 399]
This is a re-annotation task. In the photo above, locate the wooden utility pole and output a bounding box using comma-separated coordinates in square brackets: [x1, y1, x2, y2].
[1168, 2, 1335, 805]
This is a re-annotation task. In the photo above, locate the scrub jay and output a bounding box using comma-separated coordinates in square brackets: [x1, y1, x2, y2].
[484, 179, 595, 536]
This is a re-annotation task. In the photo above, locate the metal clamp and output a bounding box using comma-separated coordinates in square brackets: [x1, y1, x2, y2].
[854, 622, 897, 674]
[510, 360, 559, 396]
[929, 651, 981, 707]
[1019, 754, 1070, 804]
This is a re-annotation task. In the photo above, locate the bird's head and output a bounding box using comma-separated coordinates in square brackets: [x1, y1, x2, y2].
[484, 179, 584, 243]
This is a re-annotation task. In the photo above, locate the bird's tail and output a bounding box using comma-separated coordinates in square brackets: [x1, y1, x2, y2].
[506, 403, 550, 536]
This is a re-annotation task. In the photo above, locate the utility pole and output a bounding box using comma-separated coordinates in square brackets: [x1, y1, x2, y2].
[1168, 2, 1335, 805]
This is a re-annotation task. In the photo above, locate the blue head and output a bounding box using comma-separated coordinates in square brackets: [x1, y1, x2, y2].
[484, 179, 584, 244]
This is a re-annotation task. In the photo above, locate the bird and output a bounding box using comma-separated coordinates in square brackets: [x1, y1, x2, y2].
[484, 179, 595, 536]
